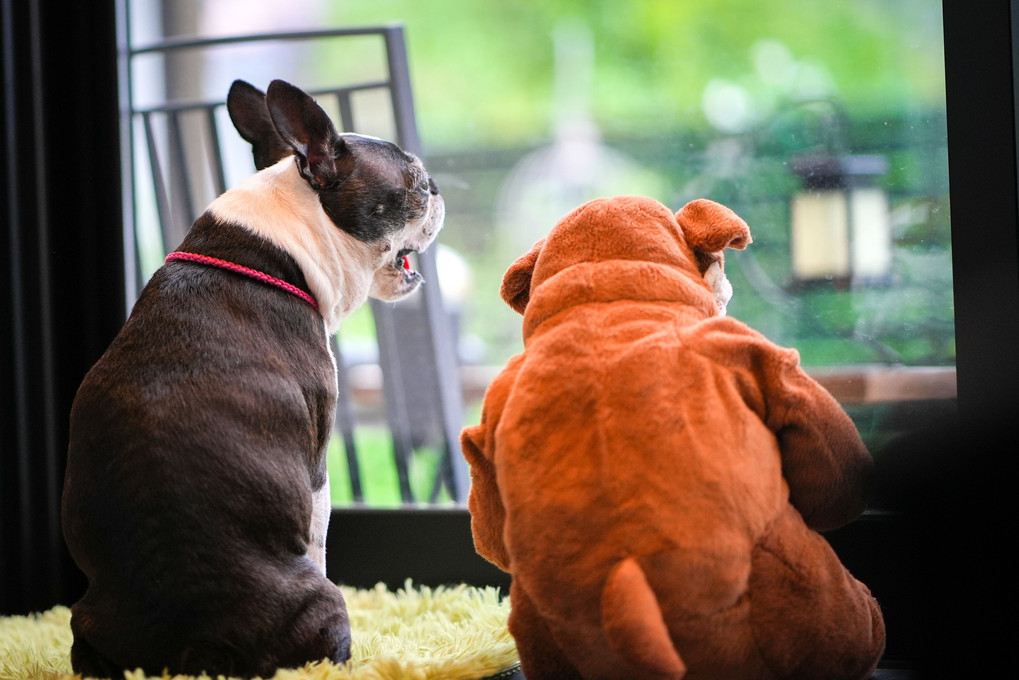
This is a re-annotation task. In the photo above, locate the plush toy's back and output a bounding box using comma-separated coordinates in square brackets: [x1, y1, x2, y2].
[462, 196, 885, 680]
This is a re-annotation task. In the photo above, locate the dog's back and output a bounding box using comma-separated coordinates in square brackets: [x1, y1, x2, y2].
[62, 219, 350, 677]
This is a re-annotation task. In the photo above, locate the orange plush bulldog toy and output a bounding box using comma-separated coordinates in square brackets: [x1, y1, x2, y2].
[461, 196, 885, 680]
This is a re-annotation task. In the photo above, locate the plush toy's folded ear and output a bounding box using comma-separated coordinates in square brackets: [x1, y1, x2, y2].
[675, 199, 752, 272]
[501, 238, 545, 315]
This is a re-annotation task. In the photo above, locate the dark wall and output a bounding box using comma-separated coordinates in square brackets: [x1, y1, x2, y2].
[1, 0, 124, 614]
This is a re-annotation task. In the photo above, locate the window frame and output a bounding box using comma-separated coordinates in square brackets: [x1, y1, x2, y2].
[943, 0, 1019, 420]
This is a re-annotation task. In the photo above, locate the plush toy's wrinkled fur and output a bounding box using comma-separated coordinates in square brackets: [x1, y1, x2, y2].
[462, 196, 886, 680]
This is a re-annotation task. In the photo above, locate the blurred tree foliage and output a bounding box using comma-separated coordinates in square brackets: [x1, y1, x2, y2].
[323, 0, 951, 373]
[326, 0, 945, 149]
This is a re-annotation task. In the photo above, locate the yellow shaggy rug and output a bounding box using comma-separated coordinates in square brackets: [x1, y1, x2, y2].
[0, 582, 520, 680]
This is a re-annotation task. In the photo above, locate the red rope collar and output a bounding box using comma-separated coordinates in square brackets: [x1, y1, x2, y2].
[164, 251, 319, 311]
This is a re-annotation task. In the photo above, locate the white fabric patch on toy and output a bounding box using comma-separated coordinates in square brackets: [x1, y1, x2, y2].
[703, 260, 732, 316]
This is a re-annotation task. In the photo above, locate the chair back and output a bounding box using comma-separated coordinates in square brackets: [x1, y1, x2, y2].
[121, 26, 468, 504]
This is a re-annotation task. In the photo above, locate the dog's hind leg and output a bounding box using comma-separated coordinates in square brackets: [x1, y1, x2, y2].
[309, 471, 330, 574]
[268, 574, 352, 673]
[69, 612, 125, 679]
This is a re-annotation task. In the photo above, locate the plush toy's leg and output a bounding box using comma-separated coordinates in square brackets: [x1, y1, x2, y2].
[508, 579, 585, 680]
[749, 506, 886, 680]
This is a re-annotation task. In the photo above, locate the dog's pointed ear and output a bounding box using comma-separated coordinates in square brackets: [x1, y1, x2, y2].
[675, 199, 752, 274]
[265, 79, 347, 188]
[501, 238, 545, 315]
[226, 80, 293, 171]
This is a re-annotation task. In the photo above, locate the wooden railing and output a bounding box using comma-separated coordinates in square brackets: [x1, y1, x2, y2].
[348, 363, 958, 408]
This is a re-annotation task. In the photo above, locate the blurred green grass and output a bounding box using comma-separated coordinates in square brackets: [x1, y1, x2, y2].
[326, 428, 450, 506]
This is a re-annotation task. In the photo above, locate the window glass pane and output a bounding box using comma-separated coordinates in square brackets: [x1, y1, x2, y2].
[332, 0, 954, 451]
[131, 0, 952, 505]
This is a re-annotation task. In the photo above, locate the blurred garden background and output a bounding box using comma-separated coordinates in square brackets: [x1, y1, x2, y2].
[129, 0, 952, 504]
[317, 0, 951, 369]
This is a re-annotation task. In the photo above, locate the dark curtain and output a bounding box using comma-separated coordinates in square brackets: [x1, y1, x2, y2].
[1, 0, 123, 614]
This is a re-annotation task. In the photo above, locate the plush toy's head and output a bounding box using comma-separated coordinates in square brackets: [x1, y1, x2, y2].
[501, 196, 752, 316]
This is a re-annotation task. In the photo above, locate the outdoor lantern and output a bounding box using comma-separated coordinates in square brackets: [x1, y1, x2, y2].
[789, 154, 891, 284]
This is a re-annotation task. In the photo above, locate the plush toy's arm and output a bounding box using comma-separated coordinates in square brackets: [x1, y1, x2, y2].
[462, 423, 511, 571]
[460, 354, 526, 572]
[754, 346, 873, 531]
[697, 320, 873, 531]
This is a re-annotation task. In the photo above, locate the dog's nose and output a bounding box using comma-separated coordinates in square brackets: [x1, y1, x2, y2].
[428, 177, 439, 195]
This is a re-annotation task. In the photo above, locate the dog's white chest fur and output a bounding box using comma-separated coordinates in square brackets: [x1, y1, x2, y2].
[206, 159, 377, 334]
